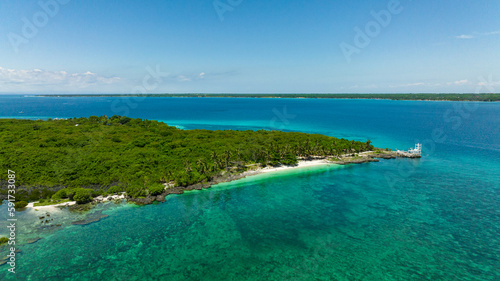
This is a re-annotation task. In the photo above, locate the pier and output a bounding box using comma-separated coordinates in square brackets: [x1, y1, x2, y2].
[396, 143, 422, 158]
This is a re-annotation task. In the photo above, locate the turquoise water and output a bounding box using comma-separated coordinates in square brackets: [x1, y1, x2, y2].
[0, 96, 499, 280]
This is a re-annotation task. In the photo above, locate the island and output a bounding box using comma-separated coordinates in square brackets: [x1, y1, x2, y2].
[37, 93, 500, 102]
[0, 116, 415, 207]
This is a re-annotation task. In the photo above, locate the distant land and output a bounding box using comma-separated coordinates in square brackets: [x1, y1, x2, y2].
[37, 93, 500, 102]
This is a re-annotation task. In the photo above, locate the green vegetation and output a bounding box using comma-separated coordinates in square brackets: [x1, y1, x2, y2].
[52, 189, 69, 200]
[0, 116, 373, 202]
[0, 237, 8, 245]
[39, 93, 500, 102]
[107, 184, 125, 194]
[73, 189, 93, 204]
[14, 201, 28, 209]
[125, 184, 146, 198]
[33, 199, 71, 207]
[148, 183, 165, 196]
[51, 187, 100, 204]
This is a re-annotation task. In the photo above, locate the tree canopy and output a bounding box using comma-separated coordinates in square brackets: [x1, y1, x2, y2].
[0, 116, 373, 201]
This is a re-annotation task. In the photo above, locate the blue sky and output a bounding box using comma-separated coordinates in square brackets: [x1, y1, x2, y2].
[0, 0, 499, 94]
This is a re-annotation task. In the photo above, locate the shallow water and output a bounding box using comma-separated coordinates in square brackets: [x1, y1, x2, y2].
[0, 96, 499, 280]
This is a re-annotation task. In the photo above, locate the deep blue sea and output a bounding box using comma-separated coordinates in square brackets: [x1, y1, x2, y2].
[0, 95, 499, 280]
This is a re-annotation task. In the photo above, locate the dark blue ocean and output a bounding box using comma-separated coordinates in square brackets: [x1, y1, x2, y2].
[0, 95, 499, 280]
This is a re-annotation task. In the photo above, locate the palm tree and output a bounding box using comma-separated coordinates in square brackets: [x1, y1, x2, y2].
[297, 142, 303, 157]
[313, 141, 319, 155]
[184, 160, 192, 177]
[265, 149, 272, 163]
[224, 150, 232, 171]
[197, 158, 206, 174]
[251, 148, 257, 163]
[211, 151, 218, 172]
[235, 147, 242, 161]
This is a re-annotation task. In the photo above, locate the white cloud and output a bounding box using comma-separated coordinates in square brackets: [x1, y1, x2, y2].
[477, 78, 500, 88]
[456, 30, 500, 39]
[345, 84, 378, 89]
[389, 82, 425, 88]
[175, 72, 207, 82]
[406, 82, 425, 86]
[456, 34, 474, 39]
[476, 76, 500, 93]
[176, 75, 191, 82]
[478, 81, 500, 86]
[0, 67, 120, 88]
[447, 79, 468, 85]
[482, 30, 500, 36]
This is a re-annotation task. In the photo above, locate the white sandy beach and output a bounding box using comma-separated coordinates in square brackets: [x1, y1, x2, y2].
[26, 193, 125, 211]
[23, 162, 332, 211]
[258, 159, 333, 174]
[237, 159, 334, 179]
[26, 201, 76, 212]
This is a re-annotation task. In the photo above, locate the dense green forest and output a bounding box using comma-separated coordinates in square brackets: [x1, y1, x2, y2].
[39, 93, 500, 101]
[0, 116, 373, 204]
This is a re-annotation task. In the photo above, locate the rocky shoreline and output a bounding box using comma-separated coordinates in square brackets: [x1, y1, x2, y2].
[7, 150, 421, 212]
[128, 150, 420, 205]
[127, 172, 255, 205]
[330, 150, 417, 165]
